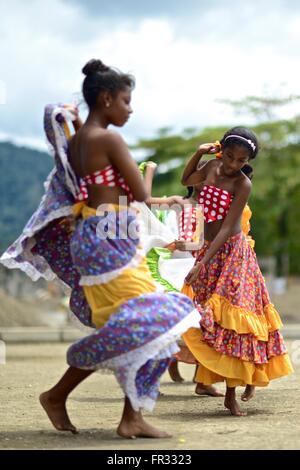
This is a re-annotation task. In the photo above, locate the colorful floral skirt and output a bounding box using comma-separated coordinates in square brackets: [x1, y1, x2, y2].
[67, 203, 198, 410]
[182, 232, 293, 387]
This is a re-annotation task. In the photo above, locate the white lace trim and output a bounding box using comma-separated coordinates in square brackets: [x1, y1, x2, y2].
[79, 248, 145, 286]
[0, 107, 78, 282]
[0, 205, 74, 282]
[43, 167, 56, 191]
[77, 308, 200, 411]
[45, 137, 55, 158]
[1, 205, 73, 262]
[0, 256, 56, 282]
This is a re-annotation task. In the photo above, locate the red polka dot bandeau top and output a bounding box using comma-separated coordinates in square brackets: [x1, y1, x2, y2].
[75, 164, 134, 202]
[197, 185, 233, 223]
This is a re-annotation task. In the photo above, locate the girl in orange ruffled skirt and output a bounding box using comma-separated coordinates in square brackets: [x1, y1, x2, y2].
[181, 127, 293, 416]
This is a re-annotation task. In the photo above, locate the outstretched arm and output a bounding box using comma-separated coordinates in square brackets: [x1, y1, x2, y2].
[143, 162, 186, 208]
[147, 195, 185, 208]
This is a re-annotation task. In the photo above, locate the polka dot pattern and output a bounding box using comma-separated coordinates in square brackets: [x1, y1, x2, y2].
[178, 206, 197, 241]
[76, 164, 134, 202]
[198, 185, 233, 223]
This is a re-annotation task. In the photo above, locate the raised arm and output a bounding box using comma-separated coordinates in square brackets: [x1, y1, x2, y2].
[63, 104, 83, 133]
[181, 143, 218, 186]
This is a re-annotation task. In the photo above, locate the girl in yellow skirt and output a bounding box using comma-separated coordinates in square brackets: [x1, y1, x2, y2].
[1, 60, 199, 438]
[181, 127, 294, 416]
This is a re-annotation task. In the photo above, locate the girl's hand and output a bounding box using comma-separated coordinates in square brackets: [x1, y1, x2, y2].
[63, 103, 79, 121]
[166, 195, 186, 208]
[174, 240, 189, 251]
[185, 261, 206, 285]
[164, 241, 176, 252]
[198, 143, 218, 155]
[146, 161, 158, 171]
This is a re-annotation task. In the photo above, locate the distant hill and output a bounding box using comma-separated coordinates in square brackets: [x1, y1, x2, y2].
[0, 141, 53, 253]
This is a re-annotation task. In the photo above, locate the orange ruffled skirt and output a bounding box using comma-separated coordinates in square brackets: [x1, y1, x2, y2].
[181, 232, 293, 387]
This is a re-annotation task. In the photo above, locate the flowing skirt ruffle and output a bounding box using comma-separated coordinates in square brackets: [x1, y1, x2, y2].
[67, 203, 199, 410]
[181, 232, 293, 386]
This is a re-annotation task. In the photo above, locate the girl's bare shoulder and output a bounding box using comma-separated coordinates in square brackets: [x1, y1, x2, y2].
[203, 158, 220, 175]
[234, 172, 252, 195]
[91, 128, 126, 148]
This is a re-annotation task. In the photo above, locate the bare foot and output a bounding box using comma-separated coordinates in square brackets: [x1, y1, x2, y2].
[39, 391, 78, 434]
[241, 385, 255, 402]
[117, 417, 171, 439]
[168, 360, 184, 383]
[195, 383, 225, 397]
[224, 396, 247, 417]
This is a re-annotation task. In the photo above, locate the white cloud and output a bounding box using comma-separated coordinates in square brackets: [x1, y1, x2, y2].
[1, 0, 300, 151]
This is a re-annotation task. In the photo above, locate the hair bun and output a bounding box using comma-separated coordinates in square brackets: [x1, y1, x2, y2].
[82, 59, 109, 76]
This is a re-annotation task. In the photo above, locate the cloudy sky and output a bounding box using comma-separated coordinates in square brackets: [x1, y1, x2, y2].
[1, 0, 300, 150]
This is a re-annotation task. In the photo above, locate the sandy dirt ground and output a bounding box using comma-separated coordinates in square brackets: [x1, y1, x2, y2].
[0, 342, 299, 450]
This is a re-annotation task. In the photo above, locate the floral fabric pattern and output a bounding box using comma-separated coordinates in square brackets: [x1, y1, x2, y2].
[192, 233, 289, 364]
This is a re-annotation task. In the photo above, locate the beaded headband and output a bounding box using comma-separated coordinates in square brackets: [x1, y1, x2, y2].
[224, 135, 256, 152]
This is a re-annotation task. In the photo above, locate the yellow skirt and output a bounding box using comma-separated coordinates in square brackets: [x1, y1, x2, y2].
[72, 202, 157, 328]
[180, 232, 293, 387]
[183, 327, 293, 387]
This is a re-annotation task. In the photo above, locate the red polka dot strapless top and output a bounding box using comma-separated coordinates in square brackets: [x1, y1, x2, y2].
[197, 184, 233, 223]
[75, 164, 134, 203]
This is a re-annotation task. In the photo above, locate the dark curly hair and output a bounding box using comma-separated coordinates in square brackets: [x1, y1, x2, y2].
[220, 126, 259, 159]
[183, 127, 258, 198]
[82, 59, 135, 109]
